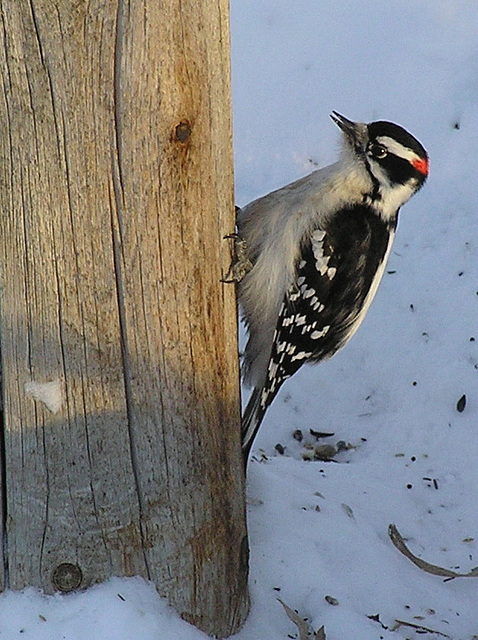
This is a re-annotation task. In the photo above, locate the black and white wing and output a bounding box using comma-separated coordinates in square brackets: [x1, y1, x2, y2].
[242, 204, 395, 455]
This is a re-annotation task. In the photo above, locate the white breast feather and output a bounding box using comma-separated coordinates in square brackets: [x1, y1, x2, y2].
[238, 157, 373, 387]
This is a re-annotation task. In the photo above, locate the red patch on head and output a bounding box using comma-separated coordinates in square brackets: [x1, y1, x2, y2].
[412, 156, 429, 176]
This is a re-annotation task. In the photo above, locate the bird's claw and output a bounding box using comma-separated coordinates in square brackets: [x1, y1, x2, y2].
[222, 233, 253, 283]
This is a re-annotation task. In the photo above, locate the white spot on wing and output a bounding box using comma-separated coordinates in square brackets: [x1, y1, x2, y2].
[312, 229, 326, 242]
[311, 229, 332, 276]
[291, 351, 312, 362]
[310, 326, 330, 339]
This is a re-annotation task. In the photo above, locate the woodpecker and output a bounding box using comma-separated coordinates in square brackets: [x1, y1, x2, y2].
[236, 112, 428, 459]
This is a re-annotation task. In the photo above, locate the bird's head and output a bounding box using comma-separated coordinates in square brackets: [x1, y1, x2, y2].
[331, 111, 428, 217]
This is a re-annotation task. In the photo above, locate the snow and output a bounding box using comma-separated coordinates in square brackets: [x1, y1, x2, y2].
[0, 578, 207, 640]
[4, 2, 478, 639]
[24, 380, 63, 414]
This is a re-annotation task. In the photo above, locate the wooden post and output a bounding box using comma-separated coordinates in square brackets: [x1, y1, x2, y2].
[0, 1, 249, 636]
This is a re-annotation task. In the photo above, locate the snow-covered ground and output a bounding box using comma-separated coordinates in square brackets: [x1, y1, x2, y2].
[3, 2, 478, 638]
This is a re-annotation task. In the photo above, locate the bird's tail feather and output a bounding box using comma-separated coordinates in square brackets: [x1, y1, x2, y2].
[242, 387, 267, 461]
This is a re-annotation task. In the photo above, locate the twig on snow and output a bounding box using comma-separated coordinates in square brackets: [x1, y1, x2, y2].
[392, 618, 452, 638]
[278, 599, 326, 639]
[388, 524, 478, 580]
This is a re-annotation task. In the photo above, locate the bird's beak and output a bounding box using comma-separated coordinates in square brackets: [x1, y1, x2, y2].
[330, 111, 368, 149]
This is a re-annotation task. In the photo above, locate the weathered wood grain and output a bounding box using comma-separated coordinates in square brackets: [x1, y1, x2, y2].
[0, 1, 248, 635]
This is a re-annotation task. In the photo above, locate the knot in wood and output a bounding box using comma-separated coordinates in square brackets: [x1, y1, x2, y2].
[51, 562, 83, 592]
[175, 120, 192, 144]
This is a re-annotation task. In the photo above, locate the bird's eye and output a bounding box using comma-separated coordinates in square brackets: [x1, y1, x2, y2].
[368, 143, 388, 159]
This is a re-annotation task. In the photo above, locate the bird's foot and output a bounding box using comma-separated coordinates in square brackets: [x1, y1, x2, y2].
[222, 233, 253, 283]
